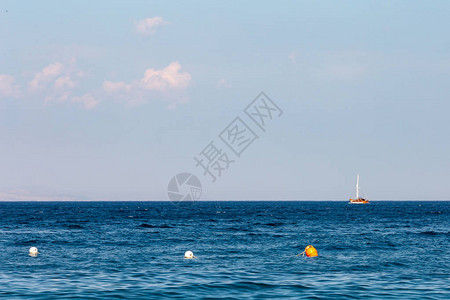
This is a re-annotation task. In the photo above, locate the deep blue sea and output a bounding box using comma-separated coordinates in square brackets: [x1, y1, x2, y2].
[0, 201, 448, 299]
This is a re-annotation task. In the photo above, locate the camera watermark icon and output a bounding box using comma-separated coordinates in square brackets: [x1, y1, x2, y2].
[167, 172, 202, 203]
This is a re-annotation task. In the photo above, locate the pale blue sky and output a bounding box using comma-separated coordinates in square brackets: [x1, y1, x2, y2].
[1, 1, 449, 200]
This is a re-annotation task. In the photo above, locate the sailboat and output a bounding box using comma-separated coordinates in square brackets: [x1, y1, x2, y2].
[348, 174, 369, 204]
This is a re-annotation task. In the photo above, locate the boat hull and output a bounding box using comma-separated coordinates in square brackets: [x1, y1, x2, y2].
[348, 198, 370, 204]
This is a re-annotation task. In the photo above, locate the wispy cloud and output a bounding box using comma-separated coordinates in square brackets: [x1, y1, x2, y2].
[103, 81, 129, 93]
[29, 61, 75, 100]
[288, 50, 375, 81]
[28, 59, 96, 107]
[319, 63, 368, 81]
[0, 74, 20, 97]
[288, 52, 297, 64]
[54, 75, 77, 90]
[134, 17, 168, 36]
[71, 93, 99, 110]
[310, 51, 375, 81]
[217, 78, 232, 89]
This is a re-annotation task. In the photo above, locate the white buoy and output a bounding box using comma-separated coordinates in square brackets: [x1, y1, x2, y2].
[29, 247, 38, 256]
[184, 250, 196, 259]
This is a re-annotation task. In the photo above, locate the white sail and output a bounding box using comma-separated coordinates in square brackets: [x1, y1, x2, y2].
[356, 174, 360, 199]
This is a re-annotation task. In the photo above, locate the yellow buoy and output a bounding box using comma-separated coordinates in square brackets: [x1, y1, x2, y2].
[297, 245, 318, 257]
[305, 245, 318, 257]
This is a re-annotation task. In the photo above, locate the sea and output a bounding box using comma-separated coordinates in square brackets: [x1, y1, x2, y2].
[0, 201, 448, 299]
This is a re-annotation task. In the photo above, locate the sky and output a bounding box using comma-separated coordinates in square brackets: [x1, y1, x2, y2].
[0, 0, 449, 201]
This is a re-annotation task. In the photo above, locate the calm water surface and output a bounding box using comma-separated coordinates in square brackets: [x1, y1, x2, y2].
[0, 201, 448, 299]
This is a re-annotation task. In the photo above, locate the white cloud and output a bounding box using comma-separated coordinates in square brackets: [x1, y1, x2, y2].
[29, 62, 63, 90]
[0, 74, 20, 97]
[72, 93, 99, 110]
[103, 61, 192, 107]
[139, 61, 191, 91]
[134, 17, 168, 36]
